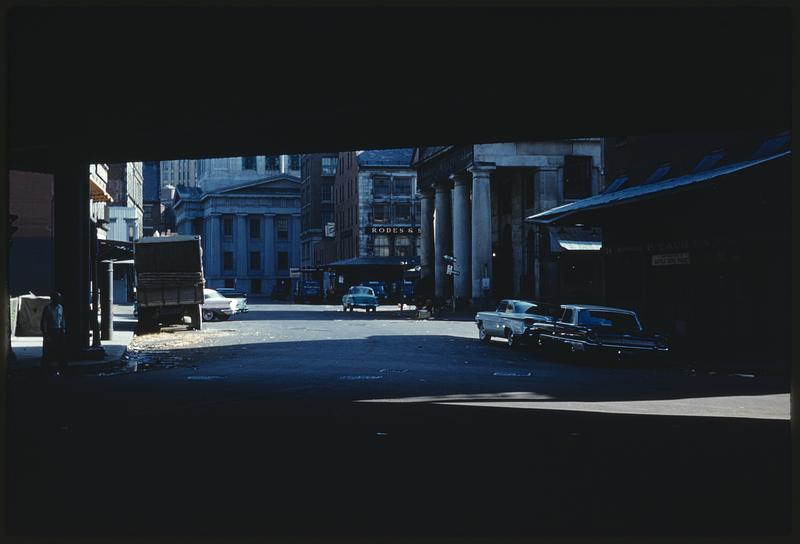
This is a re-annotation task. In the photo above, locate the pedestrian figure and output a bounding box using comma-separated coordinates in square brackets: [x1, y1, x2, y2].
[41, 291, 66, 373]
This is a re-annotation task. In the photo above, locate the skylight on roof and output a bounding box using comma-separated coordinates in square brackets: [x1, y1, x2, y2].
[752, 132, 790, 159]
[693, 150, 725, 173]
[604, 176, 628, 193]
[643, 163, 671, 184]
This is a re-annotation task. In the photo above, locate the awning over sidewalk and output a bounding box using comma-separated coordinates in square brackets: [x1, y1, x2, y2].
[89, 176, 114, 203]
[327, 256, 420, 268]
[527, 150, 791, 225]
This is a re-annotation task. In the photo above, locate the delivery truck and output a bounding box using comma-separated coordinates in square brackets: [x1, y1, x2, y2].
[134, 235, 204, 331]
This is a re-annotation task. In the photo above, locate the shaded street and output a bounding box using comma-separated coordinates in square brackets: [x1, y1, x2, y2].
[6, 304, 791, 538]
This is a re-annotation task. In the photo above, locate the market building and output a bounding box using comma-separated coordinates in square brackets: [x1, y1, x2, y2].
[527, 132, 791, 363]
[411, 140, 605, 307]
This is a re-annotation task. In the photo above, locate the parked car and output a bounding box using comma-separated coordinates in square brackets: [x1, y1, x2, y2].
[201, 288, 241, 321]
[475, 299, 559, 347]
[360, 281, 388, 303]
[531, 304, 669, 360]
[342, 286, 379, 312]
[214, 288, 249, 312]
[295, 280, 322, 303]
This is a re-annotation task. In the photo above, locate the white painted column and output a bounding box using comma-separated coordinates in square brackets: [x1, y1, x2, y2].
[434, 181, 453, 299]
[419, 188, 435, 280]
[469, 164, 495, 303]
[236, 213, 248, 283]
[450, 173, 471, 305]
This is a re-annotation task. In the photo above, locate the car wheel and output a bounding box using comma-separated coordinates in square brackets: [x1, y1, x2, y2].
[505, 329, 517, 348]
[202, 310, 215, 322]
[348, 305, 353, 312]
[478, 323, 492, 343]
[370, 306, 377, 313]
[342, 305, 347, 312]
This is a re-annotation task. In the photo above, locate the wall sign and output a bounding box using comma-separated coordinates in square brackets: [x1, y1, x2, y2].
[651, 252, 691, 266]
[367, 226, 422, 235]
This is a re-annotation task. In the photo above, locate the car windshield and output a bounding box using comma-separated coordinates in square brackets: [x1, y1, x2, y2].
[204, 290, 223, 299]
[351, 287, 374, 296]
[578, 310, 641, 331]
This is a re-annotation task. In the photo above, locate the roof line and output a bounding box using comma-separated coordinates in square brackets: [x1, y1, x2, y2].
[526, 149, 790, 224]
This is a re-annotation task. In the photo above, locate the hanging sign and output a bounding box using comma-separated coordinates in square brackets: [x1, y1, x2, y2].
[651, 252, 691, 266]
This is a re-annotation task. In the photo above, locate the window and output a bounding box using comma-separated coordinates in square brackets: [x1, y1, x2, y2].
[394, 176, 412, 195]
[223, 217, 233, 237]
[373, 175, 390, 197]
[242, 156, 256, 170]
[224, 278, 235, 288]
[251, 278, 262, 294]
[321, 210, 333, 225]
[265, 155, 280, 170]
[321, 157, 338, 176]
[561, 308, 574, 323]
[322, 182, 333, 201]
[277, 251, 289, 270]
[223, 251, 234, 270]
[394, 203, 411, 222]
[289, 155, 300, 171]
[374, 235, 390, 257]
[395, 235, 413, 256]
[277, 217, 289, 240]
[249, 251, 261, 270]
[249, 217, 260, 239]
[563, 155, 593, 200]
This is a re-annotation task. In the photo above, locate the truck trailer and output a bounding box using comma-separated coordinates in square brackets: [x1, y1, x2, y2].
[134, 235, 204, 331]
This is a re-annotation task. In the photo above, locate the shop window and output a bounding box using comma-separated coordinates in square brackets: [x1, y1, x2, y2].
[395, 235, 413, 256]
[563, 155, 593, 200]
[374, 235, 391, 257]
[223, 251, 234, 271]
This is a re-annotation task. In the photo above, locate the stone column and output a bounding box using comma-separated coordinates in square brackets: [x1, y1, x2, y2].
[469, 164, 495, 304]
[434, 181, 453, 299]
[419, 188, 435, 280]
[263, 213, 275, 286]
[206, 214, 221, 280]
[54, 153, 91, 357]
[236, 213, 248, 285]
[290, 214, 301, 268]
[533, 167, 560, 301]
[450, 173, 471, 306]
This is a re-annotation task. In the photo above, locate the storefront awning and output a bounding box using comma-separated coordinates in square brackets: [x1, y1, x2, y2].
[89, 176, 114, 203]
[98, 238, 134, 261]
[328, 256, 420, 268]
[527, 150, 790, 225]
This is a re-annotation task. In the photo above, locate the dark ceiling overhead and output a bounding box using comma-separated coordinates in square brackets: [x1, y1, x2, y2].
[6, 6, 790, 169]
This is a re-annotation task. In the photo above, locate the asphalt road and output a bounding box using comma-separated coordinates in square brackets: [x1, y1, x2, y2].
[5, 304, 791, 538]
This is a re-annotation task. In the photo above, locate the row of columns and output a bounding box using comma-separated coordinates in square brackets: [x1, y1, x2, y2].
[420, 165, 495, 306]
[203, 212, 285, 279]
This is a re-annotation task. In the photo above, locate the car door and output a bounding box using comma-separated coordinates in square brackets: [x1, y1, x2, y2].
[553, 307, 575, 341]
[500, 301, 518, 333]
[486, 301, 506, 333]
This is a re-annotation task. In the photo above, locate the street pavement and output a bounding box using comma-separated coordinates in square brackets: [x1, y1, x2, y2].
[5, 303, 792, 539]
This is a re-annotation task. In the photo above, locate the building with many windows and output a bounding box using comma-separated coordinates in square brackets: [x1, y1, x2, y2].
[196, 154, 301, 192]
[106, 161, 144, 242]
[160, 159, 198, 189]
[172, 167, 302, 297]
[299, 153, 337, 275]
[329, 149, 419, 295]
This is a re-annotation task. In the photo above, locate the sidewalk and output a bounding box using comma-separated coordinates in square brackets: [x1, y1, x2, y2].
[8, 304, 136, 376]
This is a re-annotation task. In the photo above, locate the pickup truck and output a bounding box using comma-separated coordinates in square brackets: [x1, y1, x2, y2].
[475, 299, 560, 347]
[531, 304, 669, 360]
